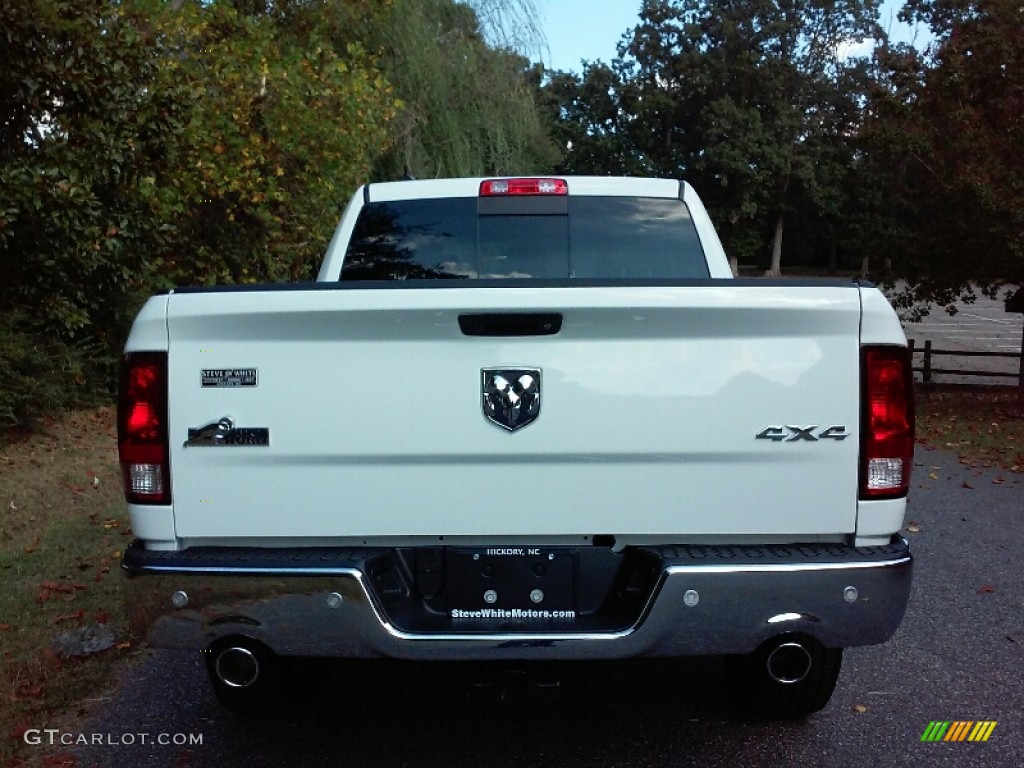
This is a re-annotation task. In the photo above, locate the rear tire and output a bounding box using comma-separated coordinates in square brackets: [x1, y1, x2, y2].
[727, 637, 843, 719]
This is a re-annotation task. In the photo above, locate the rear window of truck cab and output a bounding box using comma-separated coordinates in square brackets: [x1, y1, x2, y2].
[340, 196, 709, 281]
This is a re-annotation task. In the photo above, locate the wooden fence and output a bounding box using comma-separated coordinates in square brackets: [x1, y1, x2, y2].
[908, 339, 1024, 391]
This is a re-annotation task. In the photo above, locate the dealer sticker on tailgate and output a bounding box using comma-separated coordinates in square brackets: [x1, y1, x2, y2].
[201, 368, 258, 388]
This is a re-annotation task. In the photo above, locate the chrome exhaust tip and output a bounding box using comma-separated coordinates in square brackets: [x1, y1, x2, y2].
[765, 641, 813, 684]
[214, 646, 260, 689]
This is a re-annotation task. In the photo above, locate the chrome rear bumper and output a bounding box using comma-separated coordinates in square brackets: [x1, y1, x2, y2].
[122, 538, 912, 660]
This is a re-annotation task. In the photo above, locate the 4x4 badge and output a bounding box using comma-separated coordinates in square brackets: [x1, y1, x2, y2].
[482, 368, 541, 432]
[755, 425, 849, 442]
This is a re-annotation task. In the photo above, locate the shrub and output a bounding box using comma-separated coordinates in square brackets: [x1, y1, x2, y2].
[0, 312, 111, 435]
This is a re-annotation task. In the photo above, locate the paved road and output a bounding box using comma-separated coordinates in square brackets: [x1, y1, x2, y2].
[47, 449, 1022, 768]
[896, 287, 1023, 383]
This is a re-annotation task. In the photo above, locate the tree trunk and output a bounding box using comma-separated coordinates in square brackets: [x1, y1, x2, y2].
[768, 215, 784, 277]
[860, 254, 870, 278]
[828, 232, 837, 276]
[729, 255, 739, 277]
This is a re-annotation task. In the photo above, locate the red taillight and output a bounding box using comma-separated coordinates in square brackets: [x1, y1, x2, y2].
[118, 352, 170, 504]
[860, 346, 914, 498]
[479, 178, 568, 196]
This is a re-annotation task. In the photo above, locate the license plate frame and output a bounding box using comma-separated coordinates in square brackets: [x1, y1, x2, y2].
[446, 547, 575, 613]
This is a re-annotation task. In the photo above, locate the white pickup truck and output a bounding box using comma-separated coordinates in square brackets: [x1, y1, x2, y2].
[120, 176, 914, 718]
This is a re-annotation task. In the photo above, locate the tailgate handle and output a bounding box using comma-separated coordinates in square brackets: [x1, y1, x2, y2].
[458, 313, 562, 337]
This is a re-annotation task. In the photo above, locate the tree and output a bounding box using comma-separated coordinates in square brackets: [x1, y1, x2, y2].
[542, 0, 882, 273]
[0, 0, 562, 430]
[371, 0, 558, 179]
[618, 0, 882, 273]
[0, 0, 192, 338]
[0, 0, 399, 334]
[867, 0, 1023, 315]
[0, 0, 398, 428]
[543, 62, 648, 176]
[467, 0, 545, 56]
[139, 0, 399, 286]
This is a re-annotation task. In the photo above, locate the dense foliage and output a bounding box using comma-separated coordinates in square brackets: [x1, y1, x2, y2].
[1, 0, 1020, 430]
[0, 0, 553, 429]
[544, 0, 1021, 293]
[547, 0, 883, 273]
[868, 0, 1023, 315]
[372, 0, 558, 178]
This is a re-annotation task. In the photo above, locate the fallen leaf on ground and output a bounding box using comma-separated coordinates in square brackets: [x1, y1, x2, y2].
[42, 581, 87, 593]
[977, 584, 997, 594]
[53, 610, 86, 624]
[15, 682, 45, 699]
[42, 753, 78, 767]
[37, 581, 87, 602]
[853, 704, 868, 713]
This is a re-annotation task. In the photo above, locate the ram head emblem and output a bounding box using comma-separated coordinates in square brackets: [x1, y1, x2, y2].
[481, 368, 541, 432]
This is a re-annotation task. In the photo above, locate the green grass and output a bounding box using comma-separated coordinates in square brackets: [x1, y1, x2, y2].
[0, 408, 133, 767]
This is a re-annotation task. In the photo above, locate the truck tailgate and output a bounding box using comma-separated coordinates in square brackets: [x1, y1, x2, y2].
[166, 284, 862, 539]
